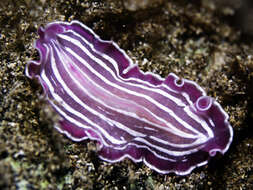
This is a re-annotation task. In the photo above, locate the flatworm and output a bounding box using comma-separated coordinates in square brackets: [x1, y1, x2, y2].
[26, 20, 233, 175]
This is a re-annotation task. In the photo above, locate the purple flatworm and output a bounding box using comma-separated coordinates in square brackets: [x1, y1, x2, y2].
[26, 20, 233, 175]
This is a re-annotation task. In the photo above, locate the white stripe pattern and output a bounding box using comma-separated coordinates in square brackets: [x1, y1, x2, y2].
[26, 21, 233, 175]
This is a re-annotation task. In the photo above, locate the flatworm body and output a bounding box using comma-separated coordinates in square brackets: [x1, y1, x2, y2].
[26, 20, 233, 175]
